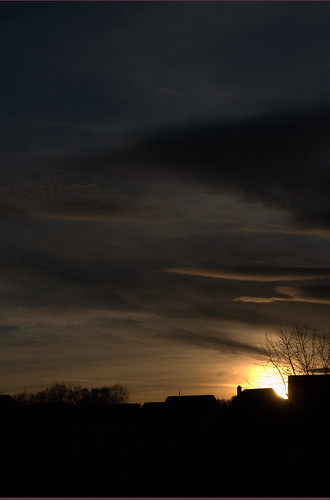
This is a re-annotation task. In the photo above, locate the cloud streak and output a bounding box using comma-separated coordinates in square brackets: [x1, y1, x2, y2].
[235, 284, 330, 306]
[163, 328, 262, 356]
[165, 265, 330, 282]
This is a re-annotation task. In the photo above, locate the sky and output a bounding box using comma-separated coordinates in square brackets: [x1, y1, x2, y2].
[2, 1, 330, 403]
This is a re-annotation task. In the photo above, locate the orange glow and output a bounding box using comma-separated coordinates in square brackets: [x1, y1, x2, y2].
[248, 366, 288, 399]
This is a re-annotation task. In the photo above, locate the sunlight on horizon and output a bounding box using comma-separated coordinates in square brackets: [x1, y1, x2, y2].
[248, 366, 288, 399]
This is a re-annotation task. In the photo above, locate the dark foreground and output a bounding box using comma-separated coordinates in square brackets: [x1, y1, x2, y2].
[0, 394, 329, 497]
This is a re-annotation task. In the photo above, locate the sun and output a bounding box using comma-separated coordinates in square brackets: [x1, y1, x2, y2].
[249, 367, 288, 399]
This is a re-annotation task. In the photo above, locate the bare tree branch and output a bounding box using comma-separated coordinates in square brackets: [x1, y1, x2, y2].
[258, 324, 330, 395]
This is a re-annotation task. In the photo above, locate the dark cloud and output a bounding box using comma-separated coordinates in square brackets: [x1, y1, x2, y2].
[0, 325, 22, 339]
[85, 107, 330, 232]
[166, 329, 262, 356]
[2, 1, 330, 400]
[0, 169, 147, 221]
[3, 1, 330, 174]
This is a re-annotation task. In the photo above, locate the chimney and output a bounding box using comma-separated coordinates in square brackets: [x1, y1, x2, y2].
[237, 385, 242, 396]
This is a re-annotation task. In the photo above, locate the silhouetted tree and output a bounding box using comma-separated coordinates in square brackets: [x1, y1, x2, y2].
[259, 324, 330, 395]
[216, 397, 234, 408]
[12, 391, 29, 404]
[13, 382, 129, 405]
[82, 384, 129, 404]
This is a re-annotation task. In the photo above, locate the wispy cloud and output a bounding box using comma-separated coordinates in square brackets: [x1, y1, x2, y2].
[165, 328, 262, 356]
[164, 265, 330, 282]
[0, 172, 146, 221]
[234, 284, 330, 305]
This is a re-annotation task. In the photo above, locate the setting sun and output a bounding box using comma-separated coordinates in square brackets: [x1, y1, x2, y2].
[249, 367, 288, 399]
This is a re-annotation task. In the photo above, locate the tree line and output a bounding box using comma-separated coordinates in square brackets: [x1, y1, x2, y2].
[13, 382, 129, 405]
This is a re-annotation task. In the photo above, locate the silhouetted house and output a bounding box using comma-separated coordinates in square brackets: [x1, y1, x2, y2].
[140, 402, 169, 449]
[165, 394, 220, 418]
[19, 402, 74, 468]
[0, 395, 22, 466]
[141, 402, 167, 430]
[0, 394, 21, 410]
[0, 395, 22, 430]
[165, 394, 219, 410]
[237, 387, 282, 401]
[140, 395, 221, 450]
[164, 395, 220, 440]
[141, 401, 165, 414]
[235, 387, 285, 412]
[288, 374, 330, 409]
[67, 403, 141, 461]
